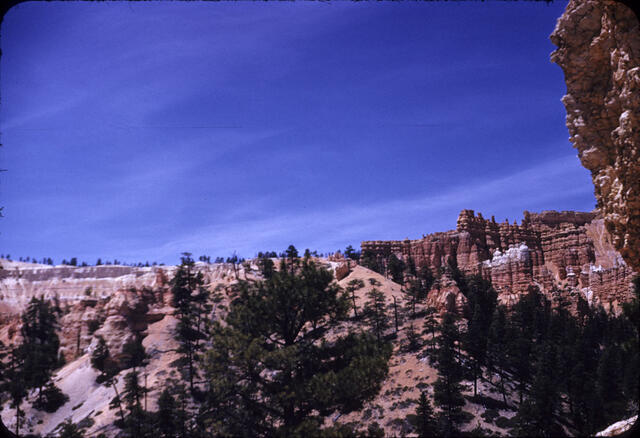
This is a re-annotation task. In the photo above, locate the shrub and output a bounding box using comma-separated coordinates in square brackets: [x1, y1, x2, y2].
[32, 383, 69, 413]
[495, 416, 516, 429]
[481, 408, 500, 424]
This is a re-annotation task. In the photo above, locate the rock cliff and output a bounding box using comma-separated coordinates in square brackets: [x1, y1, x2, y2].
[361, 210, 636, 312]
[0, 261, 238, 364]
[550, 0, 640, 271]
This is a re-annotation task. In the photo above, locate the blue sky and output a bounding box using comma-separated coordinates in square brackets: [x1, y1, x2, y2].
[0, 0, 595, 265]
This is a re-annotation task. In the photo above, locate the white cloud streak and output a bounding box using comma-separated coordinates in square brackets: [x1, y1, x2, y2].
[121, 154, 593, 261]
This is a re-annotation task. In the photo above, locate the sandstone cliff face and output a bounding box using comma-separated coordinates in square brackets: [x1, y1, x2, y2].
[550, 0, 640, 271]
[361, 210, 636, 312]
[0, 261, 239, 364]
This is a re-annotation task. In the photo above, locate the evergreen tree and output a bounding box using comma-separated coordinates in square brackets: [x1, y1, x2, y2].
[120, 369, 150, 437]
[122, 335, 148, 371]
[463, 302, 487, 396]
[1, 346, 27, 436]
[344, 245, 359, 261]
[414, 390, 438, 437]
[345, 279, 364, 318]
[422, 307, 438, 353]
[597, 344, 626, 424]
[156, 388, 178, 438]
[170, 253, 211, 393]
[58, 418, 85, 438]
[359, 249, 382, 275]
[405, 324, 421, 352]
[202, 252, 392, 436]
[387, 253, 405, 284]
[91, 335, 111, 382]
[404, 279, 426, 318]
[433, 312, 466, 436]
[257, 254, 275, 280]
[19, 297, 63, 401]
[523, 342, 562, 436]
[363, 283, 389, 345]
[486, 307, 508, 405]
[621, 276, 639, 410]
[512, 398, 539, 437]
[32, 381, 69, 412]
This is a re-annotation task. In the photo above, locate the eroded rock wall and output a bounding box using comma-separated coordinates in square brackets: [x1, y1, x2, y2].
[550, 0, 640, 271]
[0, 261, 238, 363]
[361, 209, 636, 311]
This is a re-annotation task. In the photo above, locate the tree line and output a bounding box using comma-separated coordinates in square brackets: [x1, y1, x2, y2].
[2, 247, 637, 437]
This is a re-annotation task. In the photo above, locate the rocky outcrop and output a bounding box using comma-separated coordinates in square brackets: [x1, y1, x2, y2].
[550, 0, 640, 271]
[361, 210, 636, 312]
[0, 261, 240, 363]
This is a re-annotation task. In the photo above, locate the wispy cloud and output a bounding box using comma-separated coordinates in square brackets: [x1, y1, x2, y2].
[120, 154, 593, 262]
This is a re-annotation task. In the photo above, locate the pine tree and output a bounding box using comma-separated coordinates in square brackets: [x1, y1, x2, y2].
[422, 307, 438, 353]
[621, 276, 639, 410]
[414, 390, 438, 437]
[433, 312, 466, 436]
[363, 284, 389, 345]
[58, 418, 85, 438]
[121, 369, 150, 437]
[486, 307, 508, 405]
[257, 254, 275, 280]
[203, 252, 392, 436]
[387, 253, 405, 284]
[91, 335, 111, 382]
[1, 346, 27, 436]
[122, 335, 148, 371]
[171, 252, 211, 393]
[512, 398, 538, 437]
[405, 324, 421, 352]
[344, 245, 359, 261]
[464, 302, 487, 396]
[597, 344, 626, 424]
[525, 342, 562, 436]
[156, 388, 178, 438]
[19, 297, 63, 402]
[345, 279, 364, 318]
[360, 249, 382, 275]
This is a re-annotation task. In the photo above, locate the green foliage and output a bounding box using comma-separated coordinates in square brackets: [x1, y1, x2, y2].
[515, 343, 562, 436]
[422, 307, 438, 352]
[387, 254, 405, 284]
[0, 296, 67, 435]
[32, 382, 69, 413]
[433, 312, 467, 436]
[115, 369, 152, 437]
[155, 388, 178, 438]
[171, 252, 212, 392]
[58, 418, 85, 438]
[363, 286, 389, 344]
[456, 276, 640, 437]
[122, 335, 148, 370]
[344, 245, 359, 261]
[366, 421, 385, 437]
[359, 249, 383, 275]
[257, 254, 275, 279]
[345, 279, 364, 319]
[0, 345, 27, 435]
[20, 297, 61, 392]
[405, 324, 422, 352]
[203, 252, 392, 436]
[413, 391, 438, 437]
